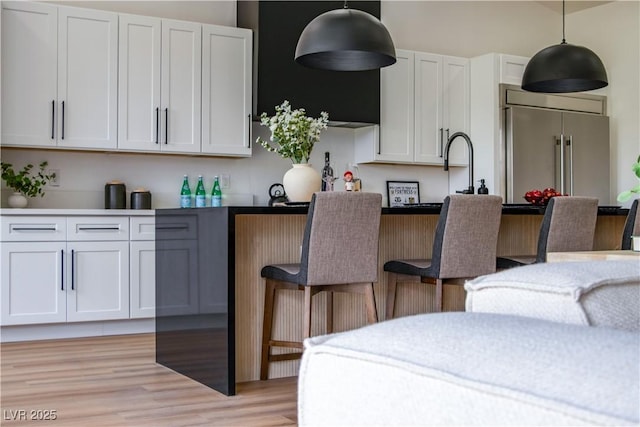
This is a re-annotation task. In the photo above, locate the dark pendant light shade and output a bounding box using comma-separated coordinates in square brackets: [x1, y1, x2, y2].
[294, 7, 396, 72]
[521, 0, 608, 93]
[521, 42, 608, 93]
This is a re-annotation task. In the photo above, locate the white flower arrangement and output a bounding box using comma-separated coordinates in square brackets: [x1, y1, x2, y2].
[256, 100, 329, 164]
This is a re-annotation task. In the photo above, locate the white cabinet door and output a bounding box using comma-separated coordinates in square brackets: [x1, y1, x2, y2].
[377, 49, 415, 163]
[1, 2, 58, 147]
[161, 20, 201, 153]
[130, 241, 155, 318]
[415, 53, 469, 165]
[441, 55, 470, 166]
[357, 50, 469, 166]
[57, 6, 118, 150]
[130, 216, 155, 319]
[414, 52, 443, 164]
[201, 24, 252, 156]
[1, 242, 66, 325]
[500, 54, 529, 85]
[66, 241, 129, 322]
[118, 14, 162, 151]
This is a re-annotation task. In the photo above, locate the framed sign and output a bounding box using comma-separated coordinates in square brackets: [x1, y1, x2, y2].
[387, 181, 420, 207]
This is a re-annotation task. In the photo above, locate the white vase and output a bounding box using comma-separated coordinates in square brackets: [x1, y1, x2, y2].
[7, 192, 28, 208]
[283, 163, 322, 202]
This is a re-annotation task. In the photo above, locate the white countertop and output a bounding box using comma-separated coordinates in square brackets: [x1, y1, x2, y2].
[0, 208, 155, 216]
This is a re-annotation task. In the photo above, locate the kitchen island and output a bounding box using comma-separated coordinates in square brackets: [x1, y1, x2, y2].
[155, 204, 628, 395]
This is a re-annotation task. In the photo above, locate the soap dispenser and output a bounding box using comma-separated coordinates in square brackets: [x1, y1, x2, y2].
[477, 179, 489, 195]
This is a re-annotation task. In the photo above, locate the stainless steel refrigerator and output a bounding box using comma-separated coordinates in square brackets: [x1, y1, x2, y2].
[505, 105, 610, 204]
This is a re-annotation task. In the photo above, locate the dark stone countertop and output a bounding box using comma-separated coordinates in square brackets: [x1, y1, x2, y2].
[159, 203, 627, 216]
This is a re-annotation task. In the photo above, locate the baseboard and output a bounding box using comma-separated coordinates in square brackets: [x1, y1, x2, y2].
[0, 318, 155, 342]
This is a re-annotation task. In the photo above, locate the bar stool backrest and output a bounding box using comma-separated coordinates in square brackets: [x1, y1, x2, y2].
[431, 195, 503, 279]
[621, 199, 640, 250]
[299, 192, 382, 286]
[536, 196, 599, 263]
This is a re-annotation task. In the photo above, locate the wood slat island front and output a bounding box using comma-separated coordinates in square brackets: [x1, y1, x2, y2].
[155, 204, 627, 393]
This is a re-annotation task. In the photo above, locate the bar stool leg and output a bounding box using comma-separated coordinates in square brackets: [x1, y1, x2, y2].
[260, 279, 277, 380]
[435, 279, 443, 312]
[326, 291, 333, 334]
[303, 286, 313, 340]
[386, 273, 398, 320]
[365, 283, 378, 323]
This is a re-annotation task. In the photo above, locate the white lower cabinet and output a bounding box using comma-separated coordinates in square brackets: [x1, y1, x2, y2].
[0, 215, 154, 327]
[66, 240, 129, 322]
[130, 216, 155, 318]
[1, 241, 66, 325]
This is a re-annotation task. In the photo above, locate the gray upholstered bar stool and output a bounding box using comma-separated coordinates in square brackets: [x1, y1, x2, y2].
[621, 199, 639, 250]
[497, 196, 599, 268]
[384, 195, 503, 318]
[260, 192, 382, 380]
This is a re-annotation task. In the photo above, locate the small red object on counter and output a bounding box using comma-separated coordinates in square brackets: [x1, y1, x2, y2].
[524, 187, 567, 205]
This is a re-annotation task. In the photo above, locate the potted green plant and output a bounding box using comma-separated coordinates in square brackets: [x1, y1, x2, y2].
[617, 155, 640, 203]
[256, 100, 329, 202]
[1, 161, 56, 208]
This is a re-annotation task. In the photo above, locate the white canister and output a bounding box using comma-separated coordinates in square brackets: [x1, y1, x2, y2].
[632, 236, 640, 252]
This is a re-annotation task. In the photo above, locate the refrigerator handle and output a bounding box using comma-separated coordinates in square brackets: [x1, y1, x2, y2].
[567, 135, 574, 195]
[555, 135, 564, 194]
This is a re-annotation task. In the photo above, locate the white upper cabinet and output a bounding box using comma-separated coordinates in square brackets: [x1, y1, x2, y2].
[414, 53, 469, 165]
[499, 54, 529, 86]
[161, 19, 202, 153]
[355, 49, 469, 166]
[57, 7, 118, 150]
[1, 2, 58, 147]
[1, 2, 117, 149]
[439, 55, 470, 166]
[355, 49, 414, 163]
[119, 16, 201, 153]
[3, 3, 250, 157]
[379, 49, 415, 162]
[201, 24, 253, 156]
[118, 14, 162, 150]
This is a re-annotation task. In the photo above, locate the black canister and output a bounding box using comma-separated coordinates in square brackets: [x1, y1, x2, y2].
[131, 188, 152, 209]
[105, 181, 126, 209]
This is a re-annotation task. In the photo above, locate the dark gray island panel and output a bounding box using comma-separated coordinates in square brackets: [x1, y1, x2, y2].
[155, 208, 234, 396]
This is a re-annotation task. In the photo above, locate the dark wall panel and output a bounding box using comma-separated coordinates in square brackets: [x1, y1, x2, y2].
[240, 1, 381, 124]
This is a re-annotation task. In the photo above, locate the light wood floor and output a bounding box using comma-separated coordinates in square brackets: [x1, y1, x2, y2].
[1, 334, 297, 426]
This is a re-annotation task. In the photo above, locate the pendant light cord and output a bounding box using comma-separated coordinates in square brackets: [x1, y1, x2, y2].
[343, 0, 348, 9]
[561, 0, 566, 44]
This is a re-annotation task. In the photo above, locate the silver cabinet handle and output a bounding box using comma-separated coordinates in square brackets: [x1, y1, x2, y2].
[11, 227, 57, 231]
[77, 226, 120, 231]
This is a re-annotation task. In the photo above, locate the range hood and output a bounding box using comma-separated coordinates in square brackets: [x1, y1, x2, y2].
[237, 1, 381, 127]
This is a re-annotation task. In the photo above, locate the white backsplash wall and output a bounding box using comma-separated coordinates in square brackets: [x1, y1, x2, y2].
[1, 124, 469, 208]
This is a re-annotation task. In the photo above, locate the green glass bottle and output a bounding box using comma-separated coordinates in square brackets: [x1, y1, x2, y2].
[211, 176, 222, 207]
[180, 175, 191, 208]
[195, 175, 206, 207]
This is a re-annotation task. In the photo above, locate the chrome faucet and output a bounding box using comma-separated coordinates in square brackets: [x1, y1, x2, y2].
[443, 131, 474, 194]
